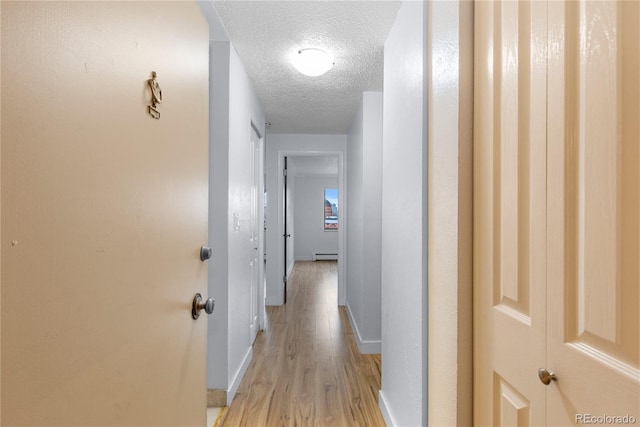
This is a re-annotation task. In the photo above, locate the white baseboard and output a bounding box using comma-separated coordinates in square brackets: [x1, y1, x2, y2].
[379, 390, 398, 427]
[286, 260, 295, 278]
[227, 346, 253, 406]
[345, 302, 381, 354]
[313, 252, 338, 261]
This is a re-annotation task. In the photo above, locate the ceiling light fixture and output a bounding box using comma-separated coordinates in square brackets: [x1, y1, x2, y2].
[291, 48, 334, 77]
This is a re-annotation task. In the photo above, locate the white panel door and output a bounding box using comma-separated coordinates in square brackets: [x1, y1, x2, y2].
[249, 127, 261, 344]
[1, 2, 209, 425]
[475, 1, 639, 425]
[546, 1, 640, 424]
[474, 2, 548, 425]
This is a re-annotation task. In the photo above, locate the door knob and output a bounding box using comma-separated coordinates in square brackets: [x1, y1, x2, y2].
[538, 368, 557, 385]
[192, 293, 215, 319]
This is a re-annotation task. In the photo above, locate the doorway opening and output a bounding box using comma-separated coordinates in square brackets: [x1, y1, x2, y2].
[272, 152, 345, 306]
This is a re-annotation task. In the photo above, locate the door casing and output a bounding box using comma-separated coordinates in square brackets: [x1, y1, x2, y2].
[276, 151, 346, 306]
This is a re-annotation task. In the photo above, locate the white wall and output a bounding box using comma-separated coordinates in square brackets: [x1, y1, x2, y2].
[265, 134, 346, 305]
[379, 2, 427, 426]
[207, 39, 266, 405]
[346, 92, 383, 354]
[293, 175, 339, 261]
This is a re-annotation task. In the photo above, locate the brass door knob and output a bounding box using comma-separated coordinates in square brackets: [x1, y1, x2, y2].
[538, 368, 557, 385]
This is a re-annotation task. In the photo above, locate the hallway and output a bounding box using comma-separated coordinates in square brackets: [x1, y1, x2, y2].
[223, 261, 385, 426]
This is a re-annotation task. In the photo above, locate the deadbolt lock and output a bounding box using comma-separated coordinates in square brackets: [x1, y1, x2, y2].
[200, 246, 213, 261]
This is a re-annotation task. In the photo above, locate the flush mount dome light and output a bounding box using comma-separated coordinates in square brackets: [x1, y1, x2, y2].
[291, 48, 334, 77]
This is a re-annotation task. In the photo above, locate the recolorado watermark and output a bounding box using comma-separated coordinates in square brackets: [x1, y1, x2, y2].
[576, 414, 637, 425]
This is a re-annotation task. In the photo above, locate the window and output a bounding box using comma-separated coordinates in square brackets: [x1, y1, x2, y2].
[324, 188, 338, 230]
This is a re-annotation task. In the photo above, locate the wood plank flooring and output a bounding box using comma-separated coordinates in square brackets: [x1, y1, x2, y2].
[223, 261, 385, 427]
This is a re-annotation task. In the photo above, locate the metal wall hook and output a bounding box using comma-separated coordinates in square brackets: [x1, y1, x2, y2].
[147, 71, 162, 119]
[148, 71, 162, 106]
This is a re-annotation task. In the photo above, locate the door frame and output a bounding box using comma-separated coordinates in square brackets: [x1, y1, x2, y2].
[250, 121, 266, 332]
[424, 1, 474, 425]
[283, 155, 289, 303]
[276, 150, 346, 305]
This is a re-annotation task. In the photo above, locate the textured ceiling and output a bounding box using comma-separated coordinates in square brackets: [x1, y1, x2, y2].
[212, 1, 401, 134]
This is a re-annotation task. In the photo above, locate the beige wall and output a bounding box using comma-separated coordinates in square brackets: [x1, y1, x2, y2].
[427, 1, 474, 425]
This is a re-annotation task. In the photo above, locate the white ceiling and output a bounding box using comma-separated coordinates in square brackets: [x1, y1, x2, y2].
[211, 1, 401, 134]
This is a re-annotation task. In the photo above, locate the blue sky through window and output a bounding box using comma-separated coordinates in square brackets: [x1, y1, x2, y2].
[325, 188, 338, 206]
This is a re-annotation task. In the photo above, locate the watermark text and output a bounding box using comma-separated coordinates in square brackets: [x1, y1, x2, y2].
[576, 414, 637, 425]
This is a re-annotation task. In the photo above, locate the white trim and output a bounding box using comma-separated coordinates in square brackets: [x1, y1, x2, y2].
[286, 259, 295, 278]
[379, 390, 399, 427]
[226, 346, 253, 406]
[345, 302, 381, 354]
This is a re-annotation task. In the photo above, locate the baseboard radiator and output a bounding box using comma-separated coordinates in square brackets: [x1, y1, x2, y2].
[313, 252, 338, 261]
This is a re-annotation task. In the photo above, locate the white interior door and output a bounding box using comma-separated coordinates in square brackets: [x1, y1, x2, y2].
[282, 156, 294, 303]
[249, 127, 261, 343]
[475, 1, 639, 425]
[474, 1, 548, 424]
[546, 1, 639, 423]
[1, 2, 210, 425]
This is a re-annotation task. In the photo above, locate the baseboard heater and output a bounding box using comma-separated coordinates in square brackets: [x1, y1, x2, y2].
[313, 252, 338, 261]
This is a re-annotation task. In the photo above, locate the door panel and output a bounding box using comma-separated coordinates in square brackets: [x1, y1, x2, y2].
[474, 2, 548, 425]
[547, 1, 640, 423]
[478, 0, 640, 425]
[283, 156, 293, 304]
[249, 128, 260, 344]
[283, 156, 288, 304]
[1, 2, 209, 425]
[496, 376, 531, 427]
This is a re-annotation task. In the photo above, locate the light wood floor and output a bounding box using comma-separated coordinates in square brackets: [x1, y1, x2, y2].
[223, 261, 385, 427]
